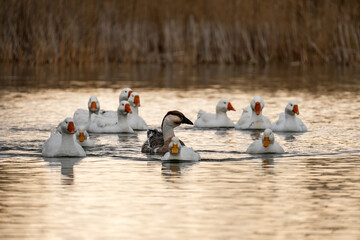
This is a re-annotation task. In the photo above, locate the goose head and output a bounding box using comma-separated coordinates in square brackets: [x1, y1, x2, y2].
[59, 118, 76, 135]
[216, 99, 236, 113]
[250, 96, 264, 115]
[262, 129, 275, 147]
[128, 92, 140, 107]
[169, 136, 182, 155]
[285, 101, 300, 116]
[119, 88, 133, 103]
[118, 100, 132, 116]
[88, 96, 100, 114]
[161, 110, 193, 130]
[76, 127, 88, 143]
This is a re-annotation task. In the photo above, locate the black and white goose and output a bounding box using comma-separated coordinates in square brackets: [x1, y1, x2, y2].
[141, 111, 193, 154]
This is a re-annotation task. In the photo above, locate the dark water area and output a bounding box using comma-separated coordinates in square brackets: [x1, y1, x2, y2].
[0, 64, 359, 239]
[1, 64, 359, 92]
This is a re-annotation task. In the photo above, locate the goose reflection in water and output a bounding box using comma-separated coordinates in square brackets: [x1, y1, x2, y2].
[161, 161, 198, 182]
[262, 157, 274, 168]
[250, 130, 262, 140]
[260, 157, 275, 176]
[276, 131, 305, 142]
[215, 129, 232, 136]
[43, 157, 83, 185]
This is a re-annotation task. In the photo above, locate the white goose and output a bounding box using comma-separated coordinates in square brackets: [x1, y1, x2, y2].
[161, 137, 201, 161]
[42, 118, 86, 157]
[194, 99, 236, 128]
[235, 96, 271, 130]
[73, 96, 102, 128]
[88, 100, 134, 133]
[127, 92, 148, 130]
[271, 101, 307, 132]
[141, 111, 193, 154]
[246, 129, 284, 154]
[119, 88, 133, 102]
[76, 127, 94, 147]
[102, 88, 133, 120]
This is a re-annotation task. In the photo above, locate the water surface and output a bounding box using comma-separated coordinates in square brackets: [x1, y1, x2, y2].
[0, 64, 359, 239]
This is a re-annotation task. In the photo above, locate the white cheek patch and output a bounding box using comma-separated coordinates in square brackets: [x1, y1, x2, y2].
[168, 115, 182, 125]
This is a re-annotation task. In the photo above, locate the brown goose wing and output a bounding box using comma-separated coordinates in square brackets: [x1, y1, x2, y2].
[141, 129, 164, 153]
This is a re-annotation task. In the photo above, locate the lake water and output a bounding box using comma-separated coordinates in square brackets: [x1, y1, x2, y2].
[0, 64, 359, 239]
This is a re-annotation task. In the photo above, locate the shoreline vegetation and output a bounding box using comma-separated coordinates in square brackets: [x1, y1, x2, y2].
[1, 0, 359, 66]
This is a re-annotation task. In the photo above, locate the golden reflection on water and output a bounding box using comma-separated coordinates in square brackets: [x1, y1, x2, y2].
[0, 65, 360, 239]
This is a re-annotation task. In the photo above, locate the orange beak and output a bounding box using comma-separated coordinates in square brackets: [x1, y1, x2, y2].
[125, 103, 132, 113]
[91, 101, 97, 111]
[255, 102, 261, 115]
[227, 102, 236, 111]
[79, 132, 85, 142]
[171, 144, 179, 154]
[263, 136, 270, 147]
[293, 105, 299, 115]
[134, 95, 140, 106]
[67, 122, 75, 134]
[128, 90, 133, 98]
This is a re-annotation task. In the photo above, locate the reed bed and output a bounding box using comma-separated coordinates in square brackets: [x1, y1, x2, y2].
[0, 0, 359, 65]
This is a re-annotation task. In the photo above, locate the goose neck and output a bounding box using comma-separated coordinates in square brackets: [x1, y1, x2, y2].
[162, 123, 175, 142]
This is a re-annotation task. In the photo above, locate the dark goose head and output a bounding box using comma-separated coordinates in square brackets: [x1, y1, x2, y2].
[161, 110, 193, 130]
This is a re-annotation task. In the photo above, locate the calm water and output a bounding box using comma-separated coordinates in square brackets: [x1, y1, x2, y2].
[0, 64, 360, 239]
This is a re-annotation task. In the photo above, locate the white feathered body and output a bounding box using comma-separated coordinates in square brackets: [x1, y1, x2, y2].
[235, 106, 271, 130]
[42, 130, 86, 157]
[271, 113, 307, 132]
[195, 110, 234, 128]
[73, 109, 90, 127]
[87, 114, 133, 133]
[76, 130, 95, 147]
[101, 111, 118, 123]
[128, 106, 148, 130]
[246, 139, 284, 154]
[77, 138, 94, 147]
[161, 146, 201, 161]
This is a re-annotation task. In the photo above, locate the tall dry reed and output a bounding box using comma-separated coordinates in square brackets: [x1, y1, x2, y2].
[0, 0, 359, 65]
